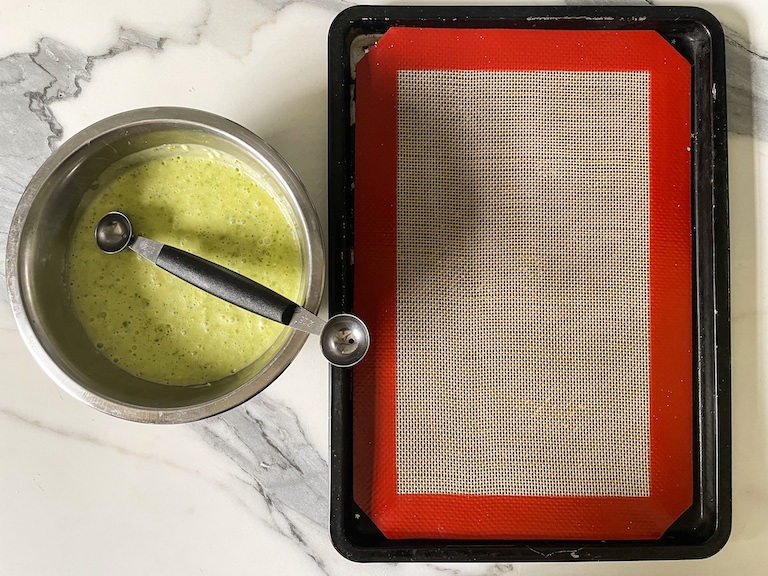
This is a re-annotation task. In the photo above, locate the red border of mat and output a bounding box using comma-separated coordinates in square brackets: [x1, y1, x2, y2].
[353, 28, 692, 540]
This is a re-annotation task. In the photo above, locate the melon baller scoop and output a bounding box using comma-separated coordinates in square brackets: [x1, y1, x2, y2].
[94, 211, 369, 368]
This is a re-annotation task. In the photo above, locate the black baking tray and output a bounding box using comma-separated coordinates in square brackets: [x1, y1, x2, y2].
[327, 4, 730, 562]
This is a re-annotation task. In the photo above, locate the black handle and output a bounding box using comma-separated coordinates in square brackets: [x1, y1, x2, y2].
[155, 245, 298, 326]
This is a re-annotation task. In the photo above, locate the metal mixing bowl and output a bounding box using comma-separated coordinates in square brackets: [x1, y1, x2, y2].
[6, 107, 324, 423]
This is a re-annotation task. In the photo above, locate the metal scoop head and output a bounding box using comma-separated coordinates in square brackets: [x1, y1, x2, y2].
[95, 211, 133, 254]
[320, 314, 370, 367]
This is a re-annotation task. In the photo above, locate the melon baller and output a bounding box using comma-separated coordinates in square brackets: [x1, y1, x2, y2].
[94, 211, 369, 368]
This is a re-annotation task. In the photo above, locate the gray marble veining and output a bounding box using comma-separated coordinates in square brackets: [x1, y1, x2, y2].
[726, 31, 768, 140]
[0, 31, 165, 290]
[194, 396, 329, 528]
[194, 397, 333, 572]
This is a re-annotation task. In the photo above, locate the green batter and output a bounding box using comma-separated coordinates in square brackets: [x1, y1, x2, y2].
[67, 144, 303, 385]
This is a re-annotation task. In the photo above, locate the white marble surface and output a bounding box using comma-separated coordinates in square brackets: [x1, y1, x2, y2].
[0, 0, 765, 574]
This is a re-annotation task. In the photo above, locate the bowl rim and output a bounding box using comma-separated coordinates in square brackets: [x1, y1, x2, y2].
[6, 106, 325, 424]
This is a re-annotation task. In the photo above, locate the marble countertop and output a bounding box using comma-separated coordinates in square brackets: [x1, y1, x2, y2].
[0, 0, 765, 574]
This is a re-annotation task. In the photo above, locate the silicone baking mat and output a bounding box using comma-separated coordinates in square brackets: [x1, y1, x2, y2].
[352, 27, 692, 541]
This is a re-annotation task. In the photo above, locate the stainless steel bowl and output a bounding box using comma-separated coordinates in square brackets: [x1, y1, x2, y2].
[6, 107, 324, 423]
